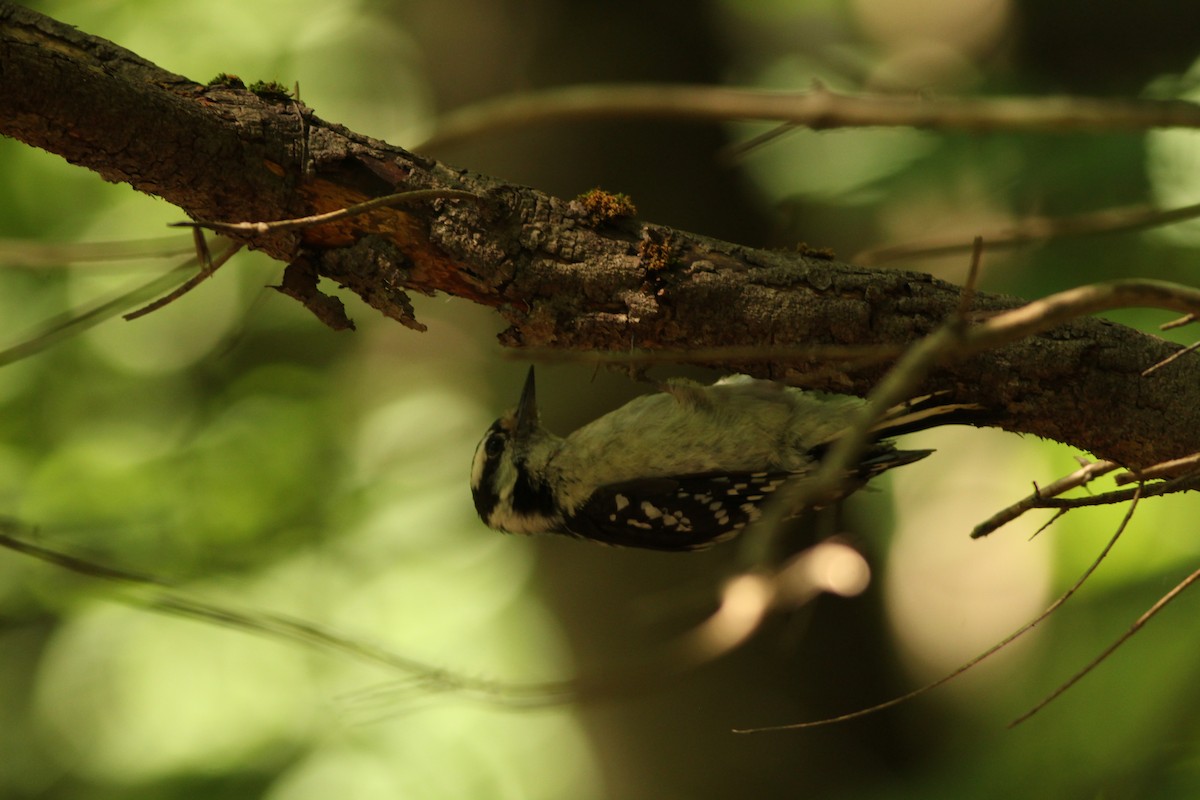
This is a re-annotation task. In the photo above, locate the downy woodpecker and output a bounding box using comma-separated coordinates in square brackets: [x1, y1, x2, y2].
[471, 368, 981, 551]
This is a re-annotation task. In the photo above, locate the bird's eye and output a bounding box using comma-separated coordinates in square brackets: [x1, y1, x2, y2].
[485, 434, 506, 457]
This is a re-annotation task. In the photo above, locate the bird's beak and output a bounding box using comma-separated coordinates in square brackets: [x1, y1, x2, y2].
[514, 366, 539, 437]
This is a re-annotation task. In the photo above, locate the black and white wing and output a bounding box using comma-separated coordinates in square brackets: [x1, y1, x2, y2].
[561, 447, 934, 551]
[562, 471, 793, 551]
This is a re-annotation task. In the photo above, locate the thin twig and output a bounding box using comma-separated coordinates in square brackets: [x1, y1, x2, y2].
[1033, 472, 1200, 508]
[954, 236, 984, 320]
[123, 238, 241, 321]
[719, 121, 799, 163]
[1029, 509, 1069, 540]
[417, 84, 1200, 154]
[1161, 313, 1196, 331]
[138, 189, 479, 319]
[1142, 339, 1200, 376]
[972, 460, 1119, 538]
[173, 189, 481, 236]
[736, 484, 1137, 733]
[0, 235, 195, 267]
[0, 247, 228, 368]
[1008, 488, 1200, 726]
[0, 521, 865, 715]
[961, 279, 1200, 357]
[1114, 453, 1200, 485]
[0, 524, 169, 587]
[0, 521, 568, 708]
[856, 201, 1200, 265]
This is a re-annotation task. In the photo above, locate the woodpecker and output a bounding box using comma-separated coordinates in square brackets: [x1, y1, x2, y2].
[471, 368, 981, 551]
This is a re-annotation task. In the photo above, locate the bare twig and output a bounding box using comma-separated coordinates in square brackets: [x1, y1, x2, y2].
[1142, 339, 1200, 376]
[1161, 313, 1196, 331]
[961, 279, 1200, 356]
[417, 84, 1200, 154]
[1007, 487, 1200, 726]
[736, 484, 1137, 733]
[0, 523, 170, 587]
[123, 235, 241, 321]
[1029, 509, 1069, 539]
[719, 121, 800, 163]
[141, 189, 479, 321]
[856, 201, 1200, 265]
[172, 189, 481, 236]
[0, 245, 239, 368]
[1114, 452, 1200, 485]
[0, 235, 195, 267]
[955, 237, 985, 320]
[0, 520, 867, 715]
[972, 460, 1120, 538]
[1033, 473, 1200, 508]
[0, 520, 567, 707]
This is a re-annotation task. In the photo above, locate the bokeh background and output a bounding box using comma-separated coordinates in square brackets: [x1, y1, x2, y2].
[4, 0, 1200, 797]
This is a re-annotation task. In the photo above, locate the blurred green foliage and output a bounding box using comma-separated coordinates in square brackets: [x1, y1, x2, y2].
[3, 1, 1200, 798]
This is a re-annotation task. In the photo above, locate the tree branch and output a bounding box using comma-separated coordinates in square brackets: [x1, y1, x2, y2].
[3, 3, 1200, 467]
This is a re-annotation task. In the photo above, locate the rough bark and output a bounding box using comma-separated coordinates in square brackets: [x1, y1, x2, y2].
[0, 3, 1197, 467]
